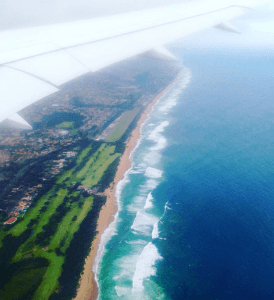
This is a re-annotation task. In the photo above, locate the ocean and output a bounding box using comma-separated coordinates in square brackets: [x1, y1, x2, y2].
[96, 49, 274, 300]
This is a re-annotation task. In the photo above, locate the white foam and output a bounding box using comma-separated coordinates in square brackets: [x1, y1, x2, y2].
[126, 195, 147, 212]
[147, 121, 169, 142]
[181, 67, 192, 88]
[158, 96, 178, 112]
[144, 192, 153, 209]
[157, 67, 192, 113]
[146, 121, 169, 153]
[129, 169, 142, 174]
[145, 167, 162, 178]
[131, 211, 158, 236]
[129, 163, 147, 174]
[149, 136, 167, 151]
[125, 239, 148, 245]
[115, 286, 130, 297]
[113, 253, 140, 281]
[152, 221, 159, 239]
[165, 202, 172, 210]
[127, 179, 159, 212]
[132, 242, 162, 292]
[144, 152, 161, 165]
[145, 179, 158, 190]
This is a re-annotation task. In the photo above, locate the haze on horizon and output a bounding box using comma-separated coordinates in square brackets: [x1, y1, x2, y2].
[1, 0, 274, 50]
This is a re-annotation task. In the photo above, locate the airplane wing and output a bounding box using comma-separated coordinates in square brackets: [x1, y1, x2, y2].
[0, 0, 265, 125]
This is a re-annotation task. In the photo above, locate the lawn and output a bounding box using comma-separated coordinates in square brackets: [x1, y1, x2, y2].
[59, 121, 74, 129]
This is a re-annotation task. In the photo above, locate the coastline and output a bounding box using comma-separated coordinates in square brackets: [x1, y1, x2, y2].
[73, 71, 182, 300]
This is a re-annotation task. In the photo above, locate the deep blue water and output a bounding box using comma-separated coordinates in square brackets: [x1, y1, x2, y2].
[98, 50, 274, 300]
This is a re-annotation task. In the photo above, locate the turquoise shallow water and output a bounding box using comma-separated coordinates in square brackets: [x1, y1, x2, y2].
[97, 50, 274, 300]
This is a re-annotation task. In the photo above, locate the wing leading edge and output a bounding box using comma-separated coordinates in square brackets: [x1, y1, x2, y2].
[0, 0, 265, 124]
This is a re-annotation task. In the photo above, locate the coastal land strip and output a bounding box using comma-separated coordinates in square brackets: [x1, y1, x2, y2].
[74, 71, 182, 300]
[0, 59, 181, 300]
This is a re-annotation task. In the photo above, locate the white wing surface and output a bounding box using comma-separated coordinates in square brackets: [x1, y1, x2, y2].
[0, 0, 265, 124]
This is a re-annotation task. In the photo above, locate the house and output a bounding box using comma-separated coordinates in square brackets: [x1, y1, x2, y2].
[4, 217, 17, 225]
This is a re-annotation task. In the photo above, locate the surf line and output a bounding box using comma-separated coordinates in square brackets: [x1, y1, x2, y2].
[73, 69, 184, 300]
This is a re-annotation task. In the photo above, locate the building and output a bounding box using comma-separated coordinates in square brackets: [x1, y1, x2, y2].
[4, 217, 17, 225]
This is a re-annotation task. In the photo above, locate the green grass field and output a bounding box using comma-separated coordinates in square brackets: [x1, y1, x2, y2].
[59, 121, 74, 129]
[105, 107, 140, 142]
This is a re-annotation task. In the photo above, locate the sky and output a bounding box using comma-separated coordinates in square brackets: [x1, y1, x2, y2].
[0, 0, 182, 29]
[1, 0, 274, 50]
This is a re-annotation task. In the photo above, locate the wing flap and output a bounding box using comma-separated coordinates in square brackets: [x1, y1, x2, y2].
[7, 113, 33, 130]
[8, 51, 90, 86]
[0, 67, 58, 122]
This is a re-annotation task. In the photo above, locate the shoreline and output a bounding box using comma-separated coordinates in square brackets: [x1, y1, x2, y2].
[73, 71, 182, 300]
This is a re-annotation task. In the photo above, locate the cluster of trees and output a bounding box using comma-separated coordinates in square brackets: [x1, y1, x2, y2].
[0, 229, 33, 290]
[98, 157, 120, 192]
[71, 97, 93, 108]
[35, 197, 71, 248]
[33, 111, 84, 130]
[0, 210, 7, 223]
[0, 240, 49, 300]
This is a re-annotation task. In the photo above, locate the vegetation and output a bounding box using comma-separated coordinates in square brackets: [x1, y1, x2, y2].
[0, 88, 147, 300]
[0, 138, 123, 300]
[105, 107, 141, 142]
[58, 121, 74, 129]
[0, 210, 7, 223]
[0, 258, 49, 300]
[33, 112, 84, 130]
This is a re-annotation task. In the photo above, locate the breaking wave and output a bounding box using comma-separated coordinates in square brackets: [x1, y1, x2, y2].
[144, 192, 154, 209]
[145, 167, 163, 178]
[131, 211, 159, 236]
[132, 242, 163, 293]
[152, 221, 159, 239]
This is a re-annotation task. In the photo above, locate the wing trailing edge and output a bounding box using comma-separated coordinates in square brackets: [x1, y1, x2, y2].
[7, 113, 32, 130]
[0, 66, 58, 123]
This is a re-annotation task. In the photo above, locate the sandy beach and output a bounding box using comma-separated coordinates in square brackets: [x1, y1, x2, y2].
[73, 72, 181, 300]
